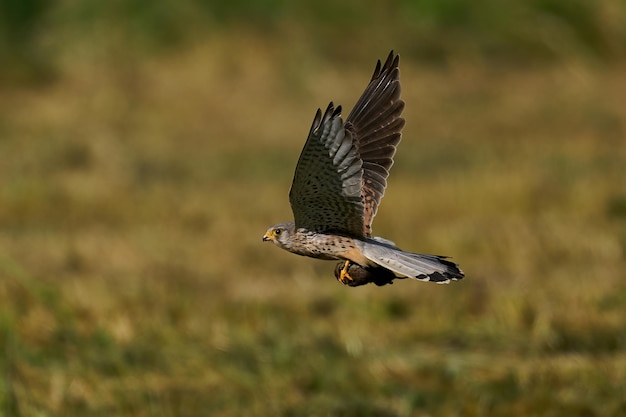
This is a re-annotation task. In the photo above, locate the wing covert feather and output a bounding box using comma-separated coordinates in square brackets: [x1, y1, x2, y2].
[288, 52, 404, 238]
[289, 103, 365, 237]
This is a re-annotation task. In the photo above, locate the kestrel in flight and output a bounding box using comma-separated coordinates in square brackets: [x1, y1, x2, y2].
[263, 51, 464, 287]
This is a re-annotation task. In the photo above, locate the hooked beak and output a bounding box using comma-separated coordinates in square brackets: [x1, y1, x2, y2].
[262, 231, 272, 242]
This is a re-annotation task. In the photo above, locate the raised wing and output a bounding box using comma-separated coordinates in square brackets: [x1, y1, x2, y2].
[289, 103, 365, 237]
[289, 52, 404, 238]
[346, 51, 404, 237]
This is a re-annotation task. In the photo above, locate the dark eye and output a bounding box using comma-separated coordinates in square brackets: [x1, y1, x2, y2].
[275, 229, 282, 236]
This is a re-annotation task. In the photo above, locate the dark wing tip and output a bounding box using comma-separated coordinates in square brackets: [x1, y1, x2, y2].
[371, 59, 382, 81]
[333, 104, 342, 118]
[309, 102, 344, 136]
[324, 102, 334, 118]
[323, 102, 342, 119]
[370, 51, 399, 82]
[308, 107, 323, 136]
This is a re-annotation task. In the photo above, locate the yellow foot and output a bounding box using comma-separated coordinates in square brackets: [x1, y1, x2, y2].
[338, 260, 354, 285]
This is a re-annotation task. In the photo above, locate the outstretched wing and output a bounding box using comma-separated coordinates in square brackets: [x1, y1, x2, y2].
[289, 103, 365, 237]
[346, 51, 404, 237]
[289, 52, 404, 238]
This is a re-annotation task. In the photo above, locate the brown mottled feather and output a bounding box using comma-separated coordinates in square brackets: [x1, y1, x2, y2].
[289, 103, 365, 237]
[288, 52, 404, 238]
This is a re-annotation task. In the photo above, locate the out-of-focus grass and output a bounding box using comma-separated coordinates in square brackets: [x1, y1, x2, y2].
[2, 0, 626, 87]
[1, 34, 626, 417]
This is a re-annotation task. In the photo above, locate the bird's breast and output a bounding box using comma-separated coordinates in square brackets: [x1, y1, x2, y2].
[288, 229, 372, 265]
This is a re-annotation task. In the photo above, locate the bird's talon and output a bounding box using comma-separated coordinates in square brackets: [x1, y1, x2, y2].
[338, 261, 354, 285]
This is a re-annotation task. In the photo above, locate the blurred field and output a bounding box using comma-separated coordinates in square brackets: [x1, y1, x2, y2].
[2, 2, 626, 416]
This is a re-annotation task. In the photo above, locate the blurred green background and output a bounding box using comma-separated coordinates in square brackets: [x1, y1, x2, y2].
[1, 1, 626, 416]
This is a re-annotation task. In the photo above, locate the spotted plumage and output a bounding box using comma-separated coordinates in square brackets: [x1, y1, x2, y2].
[263, 51, 464, 287]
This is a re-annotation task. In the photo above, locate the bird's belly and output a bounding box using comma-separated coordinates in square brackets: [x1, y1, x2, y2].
[291, 232, 371, 265]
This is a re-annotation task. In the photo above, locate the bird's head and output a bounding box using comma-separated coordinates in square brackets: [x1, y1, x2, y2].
[262, 222, 296, 249]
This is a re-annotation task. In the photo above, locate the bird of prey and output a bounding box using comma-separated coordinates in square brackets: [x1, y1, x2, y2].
[263, 51, 464, 287]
